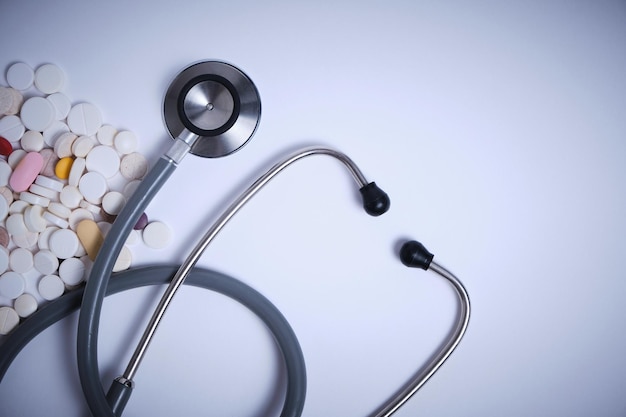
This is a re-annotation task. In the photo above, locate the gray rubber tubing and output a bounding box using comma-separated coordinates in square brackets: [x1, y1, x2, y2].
[0, 265, 307, 417]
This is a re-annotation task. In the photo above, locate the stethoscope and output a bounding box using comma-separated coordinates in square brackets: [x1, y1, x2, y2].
[0, 60, 470, 417]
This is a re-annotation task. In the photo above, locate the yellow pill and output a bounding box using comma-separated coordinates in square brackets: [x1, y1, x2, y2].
[76, 219, 104, 261]
[55, 156, 73, 179]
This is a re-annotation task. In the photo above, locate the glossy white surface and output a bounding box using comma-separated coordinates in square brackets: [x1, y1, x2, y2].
[0, 1, 625, 416]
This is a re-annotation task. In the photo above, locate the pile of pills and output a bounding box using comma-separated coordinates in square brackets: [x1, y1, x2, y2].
[0, 62, 173, 335]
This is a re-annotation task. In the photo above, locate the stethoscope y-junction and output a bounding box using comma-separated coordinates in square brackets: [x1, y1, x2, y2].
[0, 60, 470, 417]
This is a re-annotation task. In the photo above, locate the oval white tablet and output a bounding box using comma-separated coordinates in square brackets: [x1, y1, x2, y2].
[21, 96, 55, 132]
[0, 115, 25, 142]
[58, 257, 85, 286]
[85, 145, 120, 178]
[9, 247, 34, 273]
[34, 63, 65, 94]
[67, 103, 102, 136]
[0, 307, 20, 335]
[34, 249, 59, 275]
[38, 274, 64, 300]
[48, 228, 79, 259]
[0, 271, 25, 299]
[46, 92, 71, 120]
[142, 221, 171, 249]
[79, 171, 107, 203]
[14, 293, 38, 318]
[6, 62, 34, 90]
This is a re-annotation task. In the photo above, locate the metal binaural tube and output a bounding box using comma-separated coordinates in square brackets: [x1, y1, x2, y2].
[122, 146, 372, 381]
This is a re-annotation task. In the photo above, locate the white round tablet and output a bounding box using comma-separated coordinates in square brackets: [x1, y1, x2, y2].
[0, 307, 20, 335]
[48, 228, 79, 259]
[46, 92, 71, 120]
[6, 62, 34, 90]
[38, 226, 60, 250]
[20, 96, 55, 132]
[14, 293, 38, 318]
[72, 136, 96, 158]
[58, 257, 85, 286]
[42, 120, 70, 147]
[0, 246, 9, 274]
[9, 247, 34, 273]
[0, 271, 25, 299]
[68, 208, 94, 230]
[0, 114, 25, 142]
[114, 130, 138, 155]
[85, 145, 120, 178]
[67, 103, 102, 136]
[34, 249, 59, 275]
[142, 221, 172, 249]
[120, 153, 148, 180]
[34, 63, 65, 94]
[96, 125, 117, 146]
[21, 130, 45, 152]
[79, 171, 107, 204]
[102, 191, 125, 215]
[38, 274, 64, 300]
[59, 185, 83, 209]
[113, 245, 132, 272]
[13, 231, 39, 249]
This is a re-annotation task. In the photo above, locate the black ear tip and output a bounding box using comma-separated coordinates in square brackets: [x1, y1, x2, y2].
[359, 182, 390, 216]
[400, 240, 434, 270]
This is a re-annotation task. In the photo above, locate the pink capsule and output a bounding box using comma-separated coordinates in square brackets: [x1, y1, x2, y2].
[9, 152, 44, 192]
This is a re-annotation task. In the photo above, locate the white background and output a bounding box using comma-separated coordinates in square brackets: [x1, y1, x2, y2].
[1, 1, 625, 416]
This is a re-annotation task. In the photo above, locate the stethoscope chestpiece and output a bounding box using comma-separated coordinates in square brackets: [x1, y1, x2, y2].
[163, 60, 261, 158]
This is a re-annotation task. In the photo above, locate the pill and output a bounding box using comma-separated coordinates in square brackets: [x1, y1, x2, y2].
[24, 205, 48, 232]
[47, 201, 71, 218]
[124, 179, 141, 198]
[68, 157, 85, 186]
[0, 192, 7, 221]
[59, 185, 82, 209]
[13, 232, 39, 249]
[0, 162, 11, 187]
[114, 130, 137, 155]
[85, 145, 119, 178]
[38, 226, 59, 250]
[34, 63, 65, 94]
[96, 125, 116, 146]
[20, 130, 44, 152]
[9, 201, 28, 215]
[102, 191, 125, 215]
[9, 151, 44, 192]
[69, 208, 94, 230]
[20, 97, 55, 132]
[0, 115, 25, 142]
[55, 156, 73, 179]
[0, 307, 20, 335]
[33, 249, 59, 275]
[0, 227, 9, 247]
[35, 175, 64, 192]
[0, 87, 15, 115]
[46, 92, 71, 120]
[38, 274, 64, 300]
[120, 152, 148, 180]
[113, 245, 132, 272]
[0, 246, 8, 273]
[0, 136, 12, 156]
[29, 183, 58, 200]
[14, 293, 37, 318]
[142, 221, 171, 249]
[42, 211, 69, 229]
[58, 257, 85, 286]
[76, 219, 103, 261]
[134, 212, 148, 230]
[42, 120, 69, 147]
[0, 187, 12, 204]
[67, 103, 102, 136]
[72, 135, 96, 158]
[9, 247, 34, 273]
[0, 271, 25, 299]
[19, 191, 50, 207]
[53, 131, 77, 158]
[48, 228, 79, 259]
[79, 199, 101, 214]
[79, 171, 107, 204]
[1, 87, 23, 116]
[125, 229, 139, 245]
[39, 148, 58, 177]
[5, 213, 28, 236]
[6, 62, 34, 90]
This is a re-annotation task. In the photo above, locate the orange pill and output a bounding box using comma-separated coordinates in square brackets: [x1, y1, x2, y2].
[76, 219, 104, 261]
[54, 156, 73, 179]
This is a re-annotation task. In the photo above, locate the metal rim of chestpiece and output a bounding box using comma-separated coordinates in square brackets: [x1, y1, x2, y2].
[163, 60, 261, 158]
